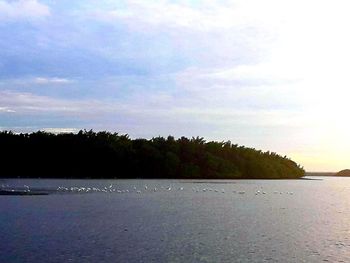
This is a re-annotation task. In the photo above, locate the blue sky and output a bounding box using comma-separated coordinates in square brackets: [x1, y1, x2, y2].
[1, 0, 350, 171]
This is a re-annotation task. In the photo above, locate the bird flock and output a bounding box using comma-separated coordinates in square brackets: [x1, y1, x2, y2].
[0, 184, 31, 193]
[1, 183, 293, 195]
[52, 184, 294, 195]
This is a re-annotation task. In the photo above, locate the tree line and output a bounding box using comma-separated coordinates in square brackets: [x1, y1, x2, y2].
[0, 130, 305, 179]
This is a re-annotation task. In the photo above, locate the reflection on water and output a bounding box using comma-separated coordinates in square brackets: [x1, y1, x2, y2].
[1, 177, 350, 262]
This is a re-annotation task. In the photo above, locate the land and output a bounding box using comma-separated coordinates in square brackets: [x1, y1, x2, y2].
[334, 169, 350, 177]
[306, 172, 336, 177]
[306, 171, 350, 177]
[0, 130, 305, 179]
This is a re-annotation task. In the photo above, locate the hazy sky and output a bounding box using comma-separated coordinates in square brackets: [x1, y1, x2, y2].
[1, 0, 350, 171]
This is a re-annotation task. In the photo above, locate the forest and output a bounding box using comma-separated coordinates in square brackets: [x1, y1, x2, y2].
[0, 130, 305, 179]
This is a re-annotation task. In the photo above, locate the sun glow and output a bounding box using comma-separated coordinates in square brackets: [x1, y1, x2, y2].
[246, 0, 350, 171]
[187, 0, 350, 155]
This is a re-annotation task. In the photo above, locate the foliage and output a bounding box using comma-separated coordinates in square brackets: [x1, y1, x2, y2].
[0, 130, 305, 179]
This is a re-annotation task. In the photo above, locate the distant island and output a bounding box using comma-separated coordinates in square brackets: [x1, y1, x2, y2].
[305, 172, 336, 177]
[335, 169, 350, 177]
[0, 130, 305, 179]
[306, 170, 350, 177]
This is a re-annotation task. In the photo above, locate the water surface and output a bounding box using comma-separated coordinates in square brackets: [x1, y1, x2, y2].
[1, 177, 350, 262]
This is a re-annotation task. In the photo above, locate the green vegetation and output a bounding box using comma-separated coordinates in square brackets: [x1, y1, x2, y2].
[0, 130, 305, 179]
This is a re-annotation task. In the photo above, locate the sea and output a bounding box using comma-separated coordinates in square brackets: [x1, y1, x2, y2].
[1, 176, 349, 262]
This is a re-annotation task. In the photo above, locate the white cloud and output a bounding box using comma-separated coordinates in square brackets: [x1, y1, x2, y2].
[172, 66, 303, 112]
[0, 77, 73, 87]
[0, 91, 105, 115]
[0, 0, 50, 21]
[33, 77, 72, 84]
[0, 106, 15, 113]
[0, 126, 78, 134]
[88, 0, 292, 32]
[0, 90, 300, 127]
[42, 127, 79, 134]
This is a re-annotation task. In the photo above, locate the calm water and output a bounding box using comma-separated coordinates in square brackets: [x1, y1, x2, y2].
[1, 177, 350, 263]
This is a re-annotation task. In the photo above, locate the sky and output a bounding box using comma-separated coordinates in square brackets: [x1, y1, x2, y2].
[1, 0, 350, 172]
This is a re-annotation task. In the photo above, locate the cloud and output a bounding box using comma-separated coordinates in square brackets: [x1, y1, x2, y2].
[33, 77, 72, 84]
[0, 0, 50, 21]
[87, 0, 287, 32]
[0, 77, 73, 88]
[0, 91, 107, 115]
[90, 2, 212, 31]
[0, 126, 78, 134]
[172, 65, 304, 112]
[41, 127, 79, 134]
[0, 90, 303, 131]
[0, 106, 15, 113]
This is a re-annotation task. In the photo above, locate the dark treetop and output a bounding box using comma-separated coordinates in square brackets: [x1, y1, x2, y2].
[0, 130, 305, 179]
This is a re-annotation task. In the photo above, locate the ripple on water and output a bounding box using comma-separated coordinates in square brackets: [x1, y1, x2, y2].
[1, 177, 350, 263]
